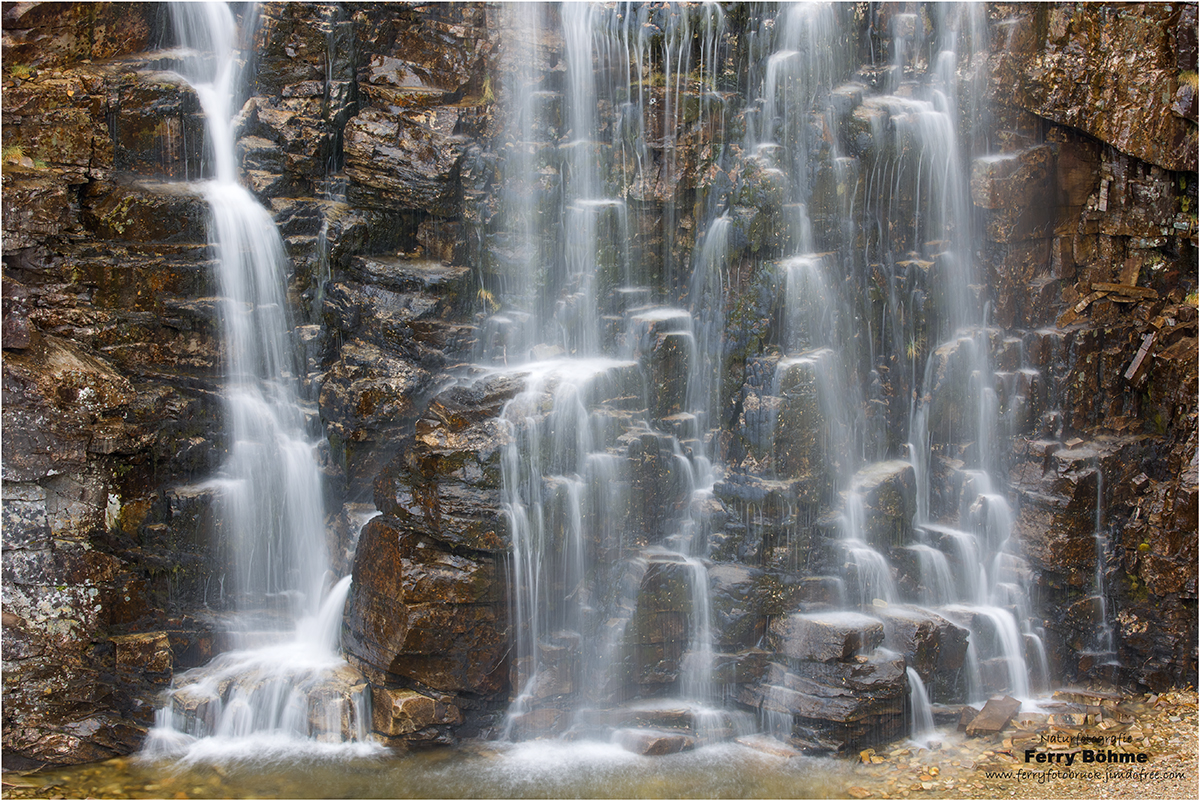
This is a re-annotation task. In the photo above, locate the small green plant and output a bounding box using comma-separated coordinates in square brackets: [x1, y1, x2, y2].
[1186, 290, 1198, 306]
[8, 63, 33, 80]
[481, 75, 494, 105]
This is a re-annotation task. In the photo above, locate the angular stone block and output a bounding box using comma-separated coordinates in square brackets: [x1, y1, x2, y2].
[964, 695, 1021, 736]
[771, 611, 885, 663]
[849, 460, 916, 549]
[371, 687, 461, 737]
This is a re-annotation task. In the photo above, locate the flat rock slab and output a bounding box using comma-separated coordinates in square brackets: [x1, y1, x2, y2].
[347, 255, 470, 293]
[771, 611, 885, 662]
[579, 705, 694, 731]
[612, 727, 696, 756]
[957, 705, 982, 731]
[965, 695, 1021, 736]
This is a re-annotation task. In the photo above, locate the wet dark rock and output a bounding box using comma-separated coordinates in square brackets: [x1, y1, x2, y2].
[971, 146, 1057, 244]
[772, 355, 835, 489]
[921, 335, 986, 446]
[343, 515, 506, 695]
[2, 335, 135, 482]
[106, 69, 205, 178]
[646, 330, 692, 421]
[770, 612, 885, 663]
[319, 337, 433, 490]
[738, 652, 908, 753]
[352, 4, 490, 108]
[255, 3, 355, 94]
[877, 606, 970, 693]
[1, 2, 156, 69]
[344, 107, 469, 216]
[848, 461, 916, 550]
[371, 374, 522, 553]
[625, 431, 690, 544]
[612, 727, 695, 756]
[0, 170, 83, 251]
[82, 180, 208, 244]
[1002, 3, 1198, 172]
[625, 555, 691, 687]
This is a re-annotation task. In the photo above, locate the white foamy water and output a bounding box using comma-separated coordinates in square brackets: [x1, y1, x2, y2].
[144, 1, 377, 760]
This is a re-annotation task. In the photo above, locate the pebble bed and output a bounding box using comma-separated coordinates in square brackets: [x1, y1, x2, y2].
[840, 689, 1199, 800]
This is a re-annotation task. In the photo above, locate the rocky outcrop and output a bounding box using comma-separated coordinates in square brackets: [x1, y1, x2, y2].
[340, 373, 519, 744]
[985, 2, 1197, 692]
[1001, 3, 1197, 173]
[739, 654, 909, 753]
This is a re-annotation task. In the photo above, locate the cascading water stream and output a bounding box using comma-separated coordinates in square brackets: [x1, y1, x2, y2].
[143, 1, 376, 760]
[1086, 460, 1119, 668]
[906, 666, 936, 744]
[493, 2, 743, 746]
[486, 0, 1049, 753]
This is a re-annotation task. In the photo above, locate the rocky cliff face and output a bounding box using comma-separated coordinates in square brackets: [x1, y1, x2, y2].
[988, 2, 1197, 691]
[2, 1, 1195, 767]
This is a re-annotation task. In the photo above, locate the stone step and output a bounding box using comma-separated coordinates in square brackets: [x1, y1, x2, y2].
[770, 611, 886, 663]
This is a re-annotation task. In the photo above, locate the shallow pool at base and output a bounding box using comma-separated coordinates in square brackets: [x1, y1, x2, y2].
[6, 741, 853, 799]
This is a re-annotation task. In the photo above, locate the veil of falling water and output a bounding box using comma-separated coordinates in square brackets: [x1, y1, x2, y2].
[142, 1, 377, 761]
[127, 0, 1061, 766]
[491, 1, 748, 743]
[485, 0, 1049, 753]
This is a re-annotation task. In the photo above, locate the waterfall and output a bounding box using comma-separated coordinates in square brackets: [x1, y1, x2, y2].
[143, 1, 376, 760]
[171, 0, 328, 619]
[906, 667, 936, 745]
[680, 557, 715, 704]
[483, 0, 1045, 752]
[1087, 461, 1120, 668]
[7, 0, 1189, 776]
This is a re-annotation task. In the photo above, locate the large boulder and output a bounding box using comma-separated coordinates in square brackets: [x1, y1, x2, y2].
[848, 461, 917, 550]
[876, 606, 970, 700]
[769, 611, 886, 663]
[738, 651, 908, 753]
[342, 516, 507, 696]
